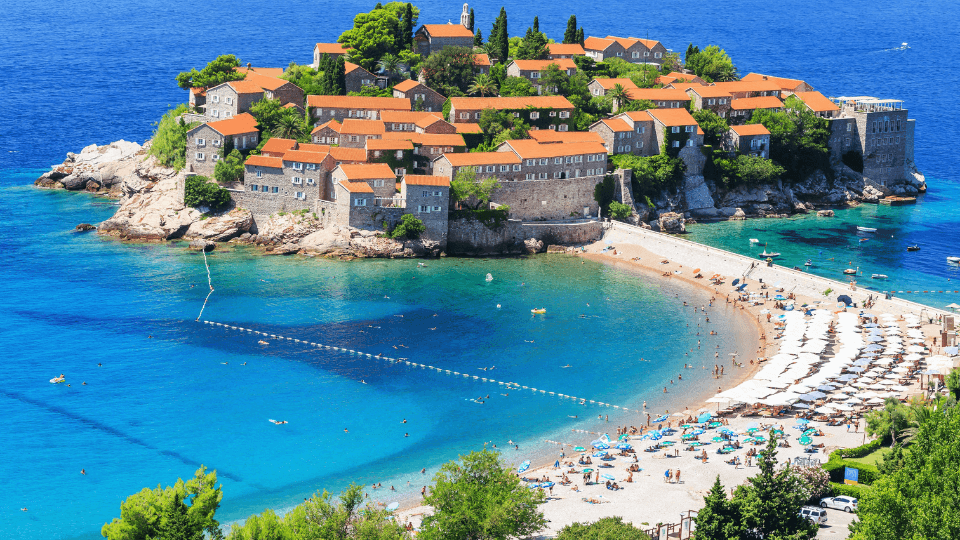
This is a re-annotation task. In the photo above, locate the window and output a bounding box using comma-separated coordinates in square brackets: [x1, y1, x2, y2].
[261, 185, 268, 192]
[396, 150, 403, 159]
[422, 190, 430, 197]
[512, 164, 521, 171]
[654, 52, 662, 58]
[644, 51, 650, 57]
[559, 111, 569, 118]
[212, 155, 219, 162]
[225, 97, 233, 105]
[671, 126, 680, 133]
[419, 205, 430, 213]
[526, 173, 534, 180]
[271, 187, 279, 193]
[433, 206, 441, 212]
[293, 162, 303, 170]
[306, 163, 316, 170]
[617, 146, 622, 153]
[474, 166, 482, 173]
[256, 169, 262, 178]
[553, 172, 562, 178]
[559, 124, 568, 131]
[596, 154, 604, 161]
[896, 136, 900, 144]
[499, 165, 508, 172]
[672, 141, 680, 148]
[632, 52, 639, 58]
[636, 126, 645, 133]
[475, 112, 481, 119]
[539, 158, 548, 165]
[354, 198, 367, 206]
[847, 123, 852, 131]
[295, 192, 304, 200]
[553, 157, 562, 164]
[513, 112, 520, 118]
[565, 156, 572, 163]
[638, 141, 643, 148]
[211, 110, 219, 118]
[486, 166, 495, 172]
[574, 155, 582, 162]
[195, 137, 206, 146]
[196, 152, 205, 160]
[350, 136, 359, 142]
[372, 179, 385, 187]
[373, 151, 381, 158]
[433, 190, 443, 197]
[685, 126, 694, 133]
[526, 159, 535, 166]
[686, 139, 694, 147]
[588, 155, 595, 162]
[548, 124, 556, 130]
[549, 111, 557, 117]
[460, 112, 469, 119]
[538, 172, 547, 179]
[250, 184, 259, 191]
[530, 112, 539, 119]
[616, 52, 623, 57]
[530, 72, 540, 79]
[212, 95, 219, 103]
[625, 145, 631, 152]
[307, 178, 315, 185]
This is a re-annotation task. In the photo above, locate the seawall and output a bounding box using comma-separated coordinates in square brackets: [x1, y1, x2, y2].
[446, 216, 603, 256]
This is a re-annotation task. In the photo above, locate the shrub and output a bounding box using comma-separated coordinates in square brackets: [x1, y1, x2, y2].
[389, 214, 425, 239]
[791, 465, 831, 503]
[822, 453, 881, 485]
[608, 201, 633, 220]
[556, 516, 651, 540]
[148, 104, 190, 170]
[184, 175, 231, 210]
[829, 482, 873, 500]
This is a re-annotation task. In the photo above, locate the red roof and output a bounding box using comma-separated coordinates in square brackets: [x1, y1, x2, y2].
[688, 86, 733, 99]
[241, 71, 291, 92]
[647, 108, 698, 127]
[712, 80, 783, 94]
[381, 110, 443, 124]
[393, 79, 429, 93]
[340, 119, 386, 135]
[314, 43, 350, 55]
[339, 181, 374, 193]
[605, 36, 662, 50]
[547, 43, 586, 56]
[583, 37, 615, 52]
[730, 96, 784, 110]
[236, 67, 284, 78]
[626, 88, 692, 102]
[731, 124, 771, 136]
[200, 112, 259, 136]
[450, 95, 574, 111]
[591, 78, 640, 91]
[742, 73, 810, 92]
[344, 62, 372, 75]
[297, 143, 331, 153]
[510, 59, 577, 71]
[329, 147, 367, 162]
[793, 91, 839, 112]
[473, 53, 491, 67]
[225, 80, 268, 94]
[418, 133, 466, 146]
[453, 123, 482, 134]
[404, 175, 450, 187]
[336, 163, 396, 180]
[259, 138, 298, 155]
[619, 111, 654, 123]
[307, 95, 411, 110]
[283, 150, 329, 164]
[528, 130, 605, 144]
[311, 120, 342, 134]
[366, 139, 413, 151]
[600, 118, 632, 132]
[245, 155, 283, 168]
[442, 152, 521, 166]
[420, 24, 474, 38]
[503, 139, 607, 159]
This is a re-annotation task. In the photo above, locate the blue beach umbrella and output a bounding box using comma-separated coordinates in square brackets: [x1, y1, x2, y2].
[601, 474, 615, 480]
[592, 450, 609, 457]
[518, 460, 530, 474]
[797, 418, 810, 424]
[386, 502, 400, 511]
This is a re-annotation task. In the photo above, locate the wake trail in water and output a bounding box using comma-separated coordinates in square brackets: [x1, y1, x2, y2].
[197, 249, 214, 321]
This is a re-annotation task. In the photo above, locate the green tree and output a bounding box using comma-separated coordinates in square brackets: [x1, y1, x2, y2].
[332, 56, 347, 96]
[516, 26, 549, 60]
[282, 63, 327, 96]
[399, 3, 415, 51]
[660, 52, 684, 75]
[377, 53, 401, 81]
[148, 105, 191, 170]
[556, 516, 650, 540]
[468, 73, 499, 97]
[275, 114, 306, 140]
[498, 76, 536, 97]
[421, 46, 476, 97]
[563, 15, 578, 44]
[176, 54, 245, 89]
[692, 109, 729, 146]
[249, 99, 309, 141]
[450, 168, 501, 210]
[576, 28, 584, 46]
[184, 175, 232, 210]
[851, 405, 960, 540]
[338, 2, 418, 71]
[608, 83, 630, 111]
[390, 214, 426, 239]
[419, 448, 546, 540]
[684, 45, 737, 83]
[617, 99, 657, 113]
[610, 152, 684, 201]
[226, 509, 287, 540]
[866, 397, 912, 447]
[154, 493, 204, 540]
[468, 8, 475, 31]
[532, 16, 539, 33]
[685, 44, 700, 63]
[488, 8, 509, 63]
[474, 28, 483, 47]
[747, 96, 830, 182]
[214, 149, 245, 184]
[102, 466, 222, 540]
[693, 476, 744, 540]
[608, 201, 633, 220]
[946, 367, 960, 400]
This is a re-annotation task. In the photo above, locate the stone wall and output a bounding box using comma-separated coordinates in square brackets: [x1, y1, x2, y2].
[447, 216, 602, 255]
[491, 175, 605, 220]
[520, 220, 603, 245]
[227, 188, 312, 226]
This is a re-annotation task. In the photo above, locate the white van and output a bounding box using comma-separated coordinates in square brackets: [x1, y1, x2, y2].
[799, 506, 828, 524]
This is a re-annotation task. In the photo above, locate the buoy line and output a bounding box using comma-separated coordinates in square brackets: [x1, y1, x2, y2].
[199, 319, 645, 413]
[196, 249, 215, 322]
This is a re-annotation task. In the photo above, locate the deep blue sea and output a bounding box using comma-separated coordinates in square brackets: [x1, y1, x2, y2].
[2, 0, 958, 538]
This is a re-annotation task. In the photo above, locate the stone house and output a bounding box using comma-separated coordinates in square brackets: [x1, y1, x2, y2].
[833, 97, 912, 188]
[583, 37, 625, 62]
[589, 113, 657, 157]
[498, 139, 608, 180]
[584, 36, 666, 64]
[308, 95, 411, 124]
[647, 108, 702, 151]
[345, 62, 379, 93]
[366, 139, 415, 171]
[473, 53, 491, 76]
[793, 91, 841, 118]
[280, 150, 335, 200]
[381, 111, 451, 133]
[447, 96, 575, 129]
[527, 130, 605, 145]
[311, 120, 342, 144]
[189, 88, 206, 113]
[724, 124, 771, 158]
[328, 146, 368, 167]
[260, 138, 298, 157]
[686, 86, 734, 118]
[505, 59, 577, 94]
[547, 43, 586, 60]
[331, 163, 398, 201]
[588, 78, 639, 98]
[623, 88, 691, 110]
[413, 24, 475, 57]
[401, 175, 451, 242]
[383, 131, 466, 173]
[185, 113, 259, 176]
[729, 96, 784, 123]
[741, 73, 812, 96]
[338, 119, 386, 148]
[236, 66, 285, 78]
[615, 111, 657, 155]
[432, 152, 524, 183]
[313, 43, 350, 68]
[242, 154, 313, 212]
[205, 73, 304, 120]
[710, 80, 782, 100]
[392, 79, 446, 113]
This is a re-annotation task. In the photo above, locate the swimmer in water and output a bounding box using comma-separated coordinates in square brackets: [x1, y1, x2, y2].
[561, 364, 572, 368]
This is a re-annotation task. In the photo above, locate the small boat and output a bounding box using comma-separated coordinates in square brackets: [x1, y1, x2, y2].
[804, 260, 813, 266]
[871, 274, 888, 279]
[843, 268, 858, 275]
[948, 257, 960, 263]
[880, 196, 916, 206]
[907, 245, 920, 252]
[485, 273, 493, 282]
[760, 251, 780, 258]
[531, 308, 546, 314]
[859, 238, 869, 243]
[857, 226, 877, 232]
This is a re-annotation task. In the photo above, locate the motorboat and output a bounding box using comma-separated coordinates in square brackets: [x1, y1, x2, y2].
[843, 268, 858, 275]
[857, 226, 877, 232]
[760, 251, 780, 258]
[948, 257, 960, 263]
[859, 238, 869, 243]
[871, 274, 888, 279]
[531, 308, 547, 314]
[906, 245, 920, 251]
[804, 260, 813, 266]
[750, 238, 766, 246]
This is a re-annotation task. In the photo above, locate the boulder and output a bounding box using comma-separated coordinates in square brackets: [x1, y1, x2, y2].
[658, 212, 686, 233]
[188, 239, 215, 252]
[862, 185, 883, 204]
[524, 238, 545, 254]
[60, 174, 88, 191]
[183, 208, 254, 241]
[75, 223, 96, 232]
[817, 210, 835, 217]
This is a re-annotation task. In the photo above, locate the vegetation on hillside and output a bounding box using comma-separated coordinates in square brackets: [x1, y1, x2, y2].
[176, 54, 246, 89]
[148, 104, 192, 170]
[746, 95, 830, 182]
[184, 175, 231, 210]
[337, 2, 419, 72]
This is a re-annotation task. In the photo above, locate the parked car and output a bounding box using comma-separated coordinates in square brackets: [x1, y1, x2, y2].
[800, 506, 828, 524]
[820, 495, 858, 513]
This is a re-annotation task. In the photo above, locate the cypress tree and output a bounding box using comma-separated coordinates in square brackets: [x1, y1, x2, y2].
[693, 476, 744, 540]
[401, 3, 414, 50]
[318, 54, 330, 95]
[532, 16, 539, 33]
[375, 2, 382, 9]
[497, 8, 508, 62]
[576, 28, 584, 46]
[563, 15, 577, 44]
[334, 56, 347, 95]
[468, 8, 474, 31]
[474, 29, 483, 47]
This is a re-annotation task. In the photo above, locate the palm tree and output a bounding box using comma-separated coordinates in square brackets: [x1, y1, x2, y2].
[377, 53, 400, 81]
[609, 83, 630, 111]
[468, 74, 498, 97]
[275, 114, 305, 140]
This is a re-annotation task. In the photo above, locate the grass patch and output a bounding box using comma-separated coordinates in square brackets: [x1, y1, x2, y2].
[844, 447, 892, 467]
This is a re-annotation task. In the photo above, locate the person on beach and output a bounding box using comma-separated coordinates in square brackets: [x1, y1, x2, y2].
[676, 470, 681, 483]
[664, 469, 671, 483]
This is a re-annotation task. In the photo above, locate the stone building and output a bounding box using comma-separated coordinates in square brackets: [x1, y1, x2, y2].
[656, 72, 706, 85]
[392, 79, 446, 113]
[308, 95, 411, 123]
[260, 138, 299, 157]
[741, 73, 812, 96]
[729, 96, 784, 123]
[312, 43, 350, 68]
[832, 97, 913, 188]
[413, 24, 475, 57]
[380, 111, 453, 133]
[204, 73, 304, 120]
[793, 91, 841, 118]
[505, 59, 577, 93]
[647, 108, 702, 151]
[618, 87, 691, 110]
[589, 111, 656, 157]
[724, 124, 771, 158]
[241, 155, 310, 213]
[710, 80, 782, 100]
[338, 119, 386, 148]
[401, 175, 451, 243]
[686, 86, 734, 118]
[473, 53, 491, 75]
[546, 43, 586, 60]
[311, 120, 342, 144]
[527, 130, 605, 145]
[185, 113, 259, 176]
[331, 163, 398, 201]
[497, 139, 608, 180]
[584, 36, 666, 64]
[447, 96, 575, 130]
[345, 62, 379, 93]
[432, 152, 524, 183]
[588, 78, 639, 98]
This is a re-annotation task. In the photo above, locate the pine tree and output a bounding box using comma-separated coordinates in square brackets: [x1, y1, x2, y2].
[474, 29, 483, 47]
[401, 3, 414, 50]
[693, 476, 743, 540]
[154, 493, 204, 540]
[563, 15, 577, 44]
[532, 16, 539, 33]
[685, 43, 700, 63]
[468, 8, 475, 31]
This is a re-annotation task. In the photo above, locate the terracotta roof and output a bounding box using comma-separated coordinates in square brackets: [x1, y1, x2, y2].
[473, 53, 491, 67]
[283, 150, 329, 164]
[591, 78, 640, 91]
[329, 147, 367, 162]
[314, 43, 350, 55]
[282, 103, 302, 109]
[415, 115, 445, 129]
[339, 181, 374, 193]
[619, 111, 654, 123]
[731, 124, 771, 136]
[242, 72, 292, 92]
[528, 130, 605, 144]
[226, 80, 268, 94]
[199, 112, 259, 136]
[664, 72, 698, 81]
[393, 79, 422, 92]
[419, 24, 474, 38]
[547, 43, 586, 56]
[381, 110, 443, 124]
[336, 163, 396, 180]
[441, 152, 521, 166]
[366, 139, 413, 151]
[245, 155, 283, 168]
[297, 143, 331, 153]
[600, 118, 632, 132]
[634, 38, 662, 50]
[311, 120, 342, 134]
[502, 139, 608, 159]
[453, 123, 482, 133]
[404, 175, 450, 187]
[604, 36, 662, 51]
[190, 87, 206, 96]
[625, 88, 692, 102]
[730, 96, 784, 110]
[647, 108, 699, 127]
[510, 59, 577, 71]
[583, 37, 615, 52]
[688, 86, 733, 99]
[742, 73, 810, 91]
[340, 119, 386, 135]
[712, 80, 783, 94]
[344, 62, 372, 75]
[417, 133, 466, 146]
[450, 95, 574, 111]
[259, 138, 298, 154]
[236, 67, 284, 78]
[307, 95, 411, 110]
[793, 91, 840, 112]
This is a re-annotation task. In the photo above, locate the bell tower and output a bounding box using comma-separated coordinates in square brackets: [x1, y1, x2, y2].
[460, 3, 469, 27]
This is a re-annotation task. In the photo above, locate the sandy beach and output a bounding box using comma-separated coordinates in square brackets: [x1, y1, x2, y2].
[395, 224, 952, 537]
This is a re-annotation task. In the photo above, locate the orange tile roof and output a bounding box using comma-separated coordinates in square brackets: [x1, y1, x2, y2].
[664, 72, 698, 81]
[453, 123, 482, 133]
[668, 82, 705, 92]
[226, 79, 268, 94]
[283, 150, 329, 164]
[314, 43, 350, 55]
[190, 87, 206, 96]
[450, 95, 574, 111]
[366, 139, 413, 151]
[201, 112, 259, 136]
[635, 38, 661, 49]
[236, 67, 285, 78]
[503, 139, 608, 159]
[591, 78, 640, 91]
[415, 115, 446, 129]
[793, 91, 840, 112]
[600, 118, 632, 132]
[548, 43, 586, 56]
[339, 181, 374, 193]
[297, 143, 331, 153]
[417, 133, 466, 146]
[245, 155, 284, 168]
[242, 71, 292, 92]
[307, 95, 411, 110]
[731, 124, 771, 136]
[420, 24, 474, 38]
[527, 130, 605, 144]
[392, 79, 422, 92]
[311, 120, 342, 134]
[442, 152, 521, 166]
[344, 62, 372, 75]
[381, 110, 443, 124]
[329, 147, 367, 162]
[259, 138, 298, 154]
[688, 86, 733, 99]
[742, 73, 810, 91]
[647, 108, 699, 127]
[730, 96, 784, 110]
[712, 80, 783, 94]
[510, 59, 577, 71]
[604, 36, 662, 51]
[340, 119, 386, 135]
[619, 111, 654, 123]
[584, 37, 615, 51]
[337, 163, 396, 180]
[473, 53, 491, 67]
[625, 88, 692, 102]
[404, 175, 450, 187]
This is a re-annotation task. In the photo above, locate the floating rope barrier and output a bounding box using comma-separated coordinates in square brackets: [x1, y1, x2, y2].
[877, 290, 960, 295]
[196, 250, 215, 322]
[199, 319, 647, 413]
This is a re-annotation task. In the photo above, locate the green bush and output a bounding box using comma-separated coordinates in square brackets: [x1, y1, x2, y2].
[823, 452, 881, 485]
[148, 104, 190, 170]
[556, 516, 651, 540]
[389, 213, 425, 239]
[829, 482, 873, 500]
[608, 201, 633, 220]
[184, 175, 231, 210]
[835, 438, 884, 459]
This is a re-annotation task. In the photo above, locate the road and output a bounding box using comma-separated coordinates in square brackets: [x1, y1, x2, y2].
[817, 507, 858, 538]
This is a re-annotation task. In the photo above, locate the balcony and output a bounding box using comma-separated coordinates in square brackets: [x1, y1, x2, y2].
[375, 197, 405, 208]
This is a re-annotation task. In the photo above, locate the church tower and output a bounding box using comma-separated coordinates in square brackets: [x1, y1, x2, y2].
[460, 3, 469, 27]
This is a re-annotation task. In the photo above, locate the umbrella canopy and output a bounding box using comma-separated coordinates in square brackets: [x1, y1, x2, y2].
[592, 450, 609, 457]
[799, 436, 813, 446]
[837, 295, 853, 305]
[797, 418, 810, 424]
[574, 446, 585, 452]
[518, 460, 530, 474]
[386, 502, 400, 511]
[601, 474, 615, 480]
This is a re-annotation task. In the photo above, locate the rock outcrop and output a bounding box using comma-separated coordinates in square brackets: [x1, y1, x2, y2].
[36, 140, 144, 196]
[657, 212, 686, 234]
